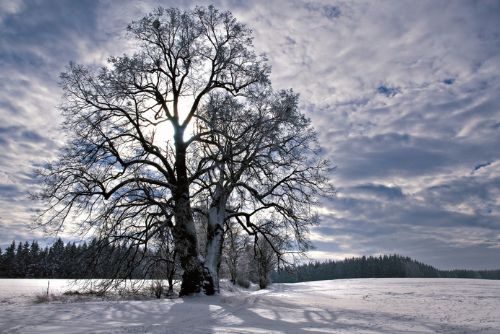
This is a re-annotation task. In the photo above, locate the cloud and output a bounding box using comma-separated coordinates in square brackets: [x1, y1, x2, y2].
[443, 78, 455, 85]
[352, 183, 405, 200]
[377, 85, 401, 98]
[0, 0, 499, 270]
[0, 0, 103, 246]
[0, 0, 24, 23]
[473, 161, 493, 173]
[304, 2, 341, 20]
[0, 184, 23, 200]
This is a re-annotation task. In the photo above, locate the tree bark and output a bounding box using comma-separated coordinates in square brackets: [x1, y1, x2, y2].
[203, 203, 225, 294]
[173, 194, 203, 296]
[174, 129, 204, 296]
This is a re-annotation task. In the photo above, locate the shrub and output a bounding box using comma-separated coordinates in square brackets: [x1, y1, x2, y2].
[236, 277, 250, 289]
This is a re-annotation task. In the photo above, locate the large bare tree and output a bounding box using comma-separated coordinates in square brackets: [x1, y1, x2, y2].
[191, 87, 333, 293]
[37, 6, 332, 296]
[36, 6, 268, 295]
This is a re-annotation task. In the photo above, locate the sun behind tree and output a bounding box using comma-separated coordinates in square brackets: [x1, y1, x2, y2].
[35, 5, 331, 296]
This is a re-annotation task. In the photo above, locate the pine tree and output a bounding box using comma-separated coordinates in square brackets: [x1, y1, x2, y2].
[49, 238, 65, 277]
[28, 241, 41, 277]
[3, 241, 16, 277]
[0, 247, 4, 277]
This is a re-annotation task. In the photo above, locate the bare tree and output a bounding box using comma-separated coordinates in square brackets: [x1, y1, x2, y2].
[35, 6, 268, 296]
[222, 222, 250, 285]
[36, 6, 332, 296]
[253, 236, 280, 289]
[191, 87, 333, 292]
[150, 223, 178, 295]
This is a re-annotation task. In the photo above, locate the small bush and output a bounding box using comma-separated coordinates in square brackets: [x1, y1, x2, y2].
[236, 277, 250, 289]
[34, 288, 108, 304]
[34, 293, 55, 303]
[150, 280, 165, 298]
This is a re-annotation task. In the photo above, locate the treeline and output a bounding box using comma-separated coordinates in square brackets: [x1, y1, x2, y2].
[272, 254, 500, 283]
[0, 236, 269, 289]
[3, 240, 499, 283]
[0, 239, 172, 279]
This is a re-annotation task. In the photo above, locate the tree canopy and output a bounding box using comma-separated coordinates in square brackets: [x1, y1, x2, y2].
[36, 5, 332, 295]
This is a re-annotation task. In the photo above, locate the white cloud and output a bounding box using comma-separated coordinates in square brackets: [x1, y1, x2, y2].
[0, 0, 499, 269]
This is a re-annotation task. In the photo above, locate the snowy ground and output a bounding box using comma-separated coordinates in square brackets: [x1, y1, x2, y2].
[0, 278, 499, 333]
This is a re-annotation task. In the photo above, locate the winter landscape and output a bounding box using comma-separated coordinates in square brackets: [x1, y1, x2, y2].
[1, 278, 499, 333]
[1, 1, 500, 333]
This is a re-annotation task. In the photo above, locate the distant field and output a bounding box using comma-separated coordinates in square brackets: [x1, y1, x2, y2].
[0, 279, 73, 300]
[0, 278, 499, 333]
[0, 278, 158, 301]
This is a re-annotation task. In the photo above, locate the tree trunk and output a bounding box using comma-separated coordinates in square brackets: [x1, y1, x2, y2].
[203, 203, 225, 294]
[167, 250, 176, 294]
[173, 195, 203, 296]
[174, 129, 204, 296]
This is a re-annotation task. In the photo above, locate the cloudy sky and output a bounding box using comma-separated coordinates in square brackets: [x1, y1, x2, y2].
[1, 0, 499, 269]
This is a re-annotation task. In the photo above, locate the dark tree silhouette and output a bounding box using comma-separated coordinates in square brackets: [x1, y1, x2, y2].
[192, 88, 332, 292]
[1, 240, 499, 282]
[35, 6, 268, 295]
[272, 254, 500, 283]
[34, 5, 330, 295]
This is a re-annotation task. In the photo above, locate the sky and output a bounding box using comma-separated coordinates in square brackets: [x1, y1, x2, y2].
[0, 0, 499, 270]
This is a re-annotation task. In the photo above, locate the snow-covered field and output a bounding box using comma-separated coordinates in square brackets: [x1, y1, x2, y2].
[0, 278, 499, 333]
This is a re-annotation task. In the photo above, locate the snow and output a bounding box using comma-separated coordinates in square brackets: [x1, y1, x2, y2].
[0, 279, 72, 302]
[0, 278, 499, 333]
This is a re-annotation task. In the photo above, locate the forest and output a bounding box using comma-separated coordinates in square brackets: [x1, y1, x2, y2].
[2, 239, 498, 282]
[0, 236, 274, 291]
[0, 239, 148, 279]
[272, 254, 500, 282]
